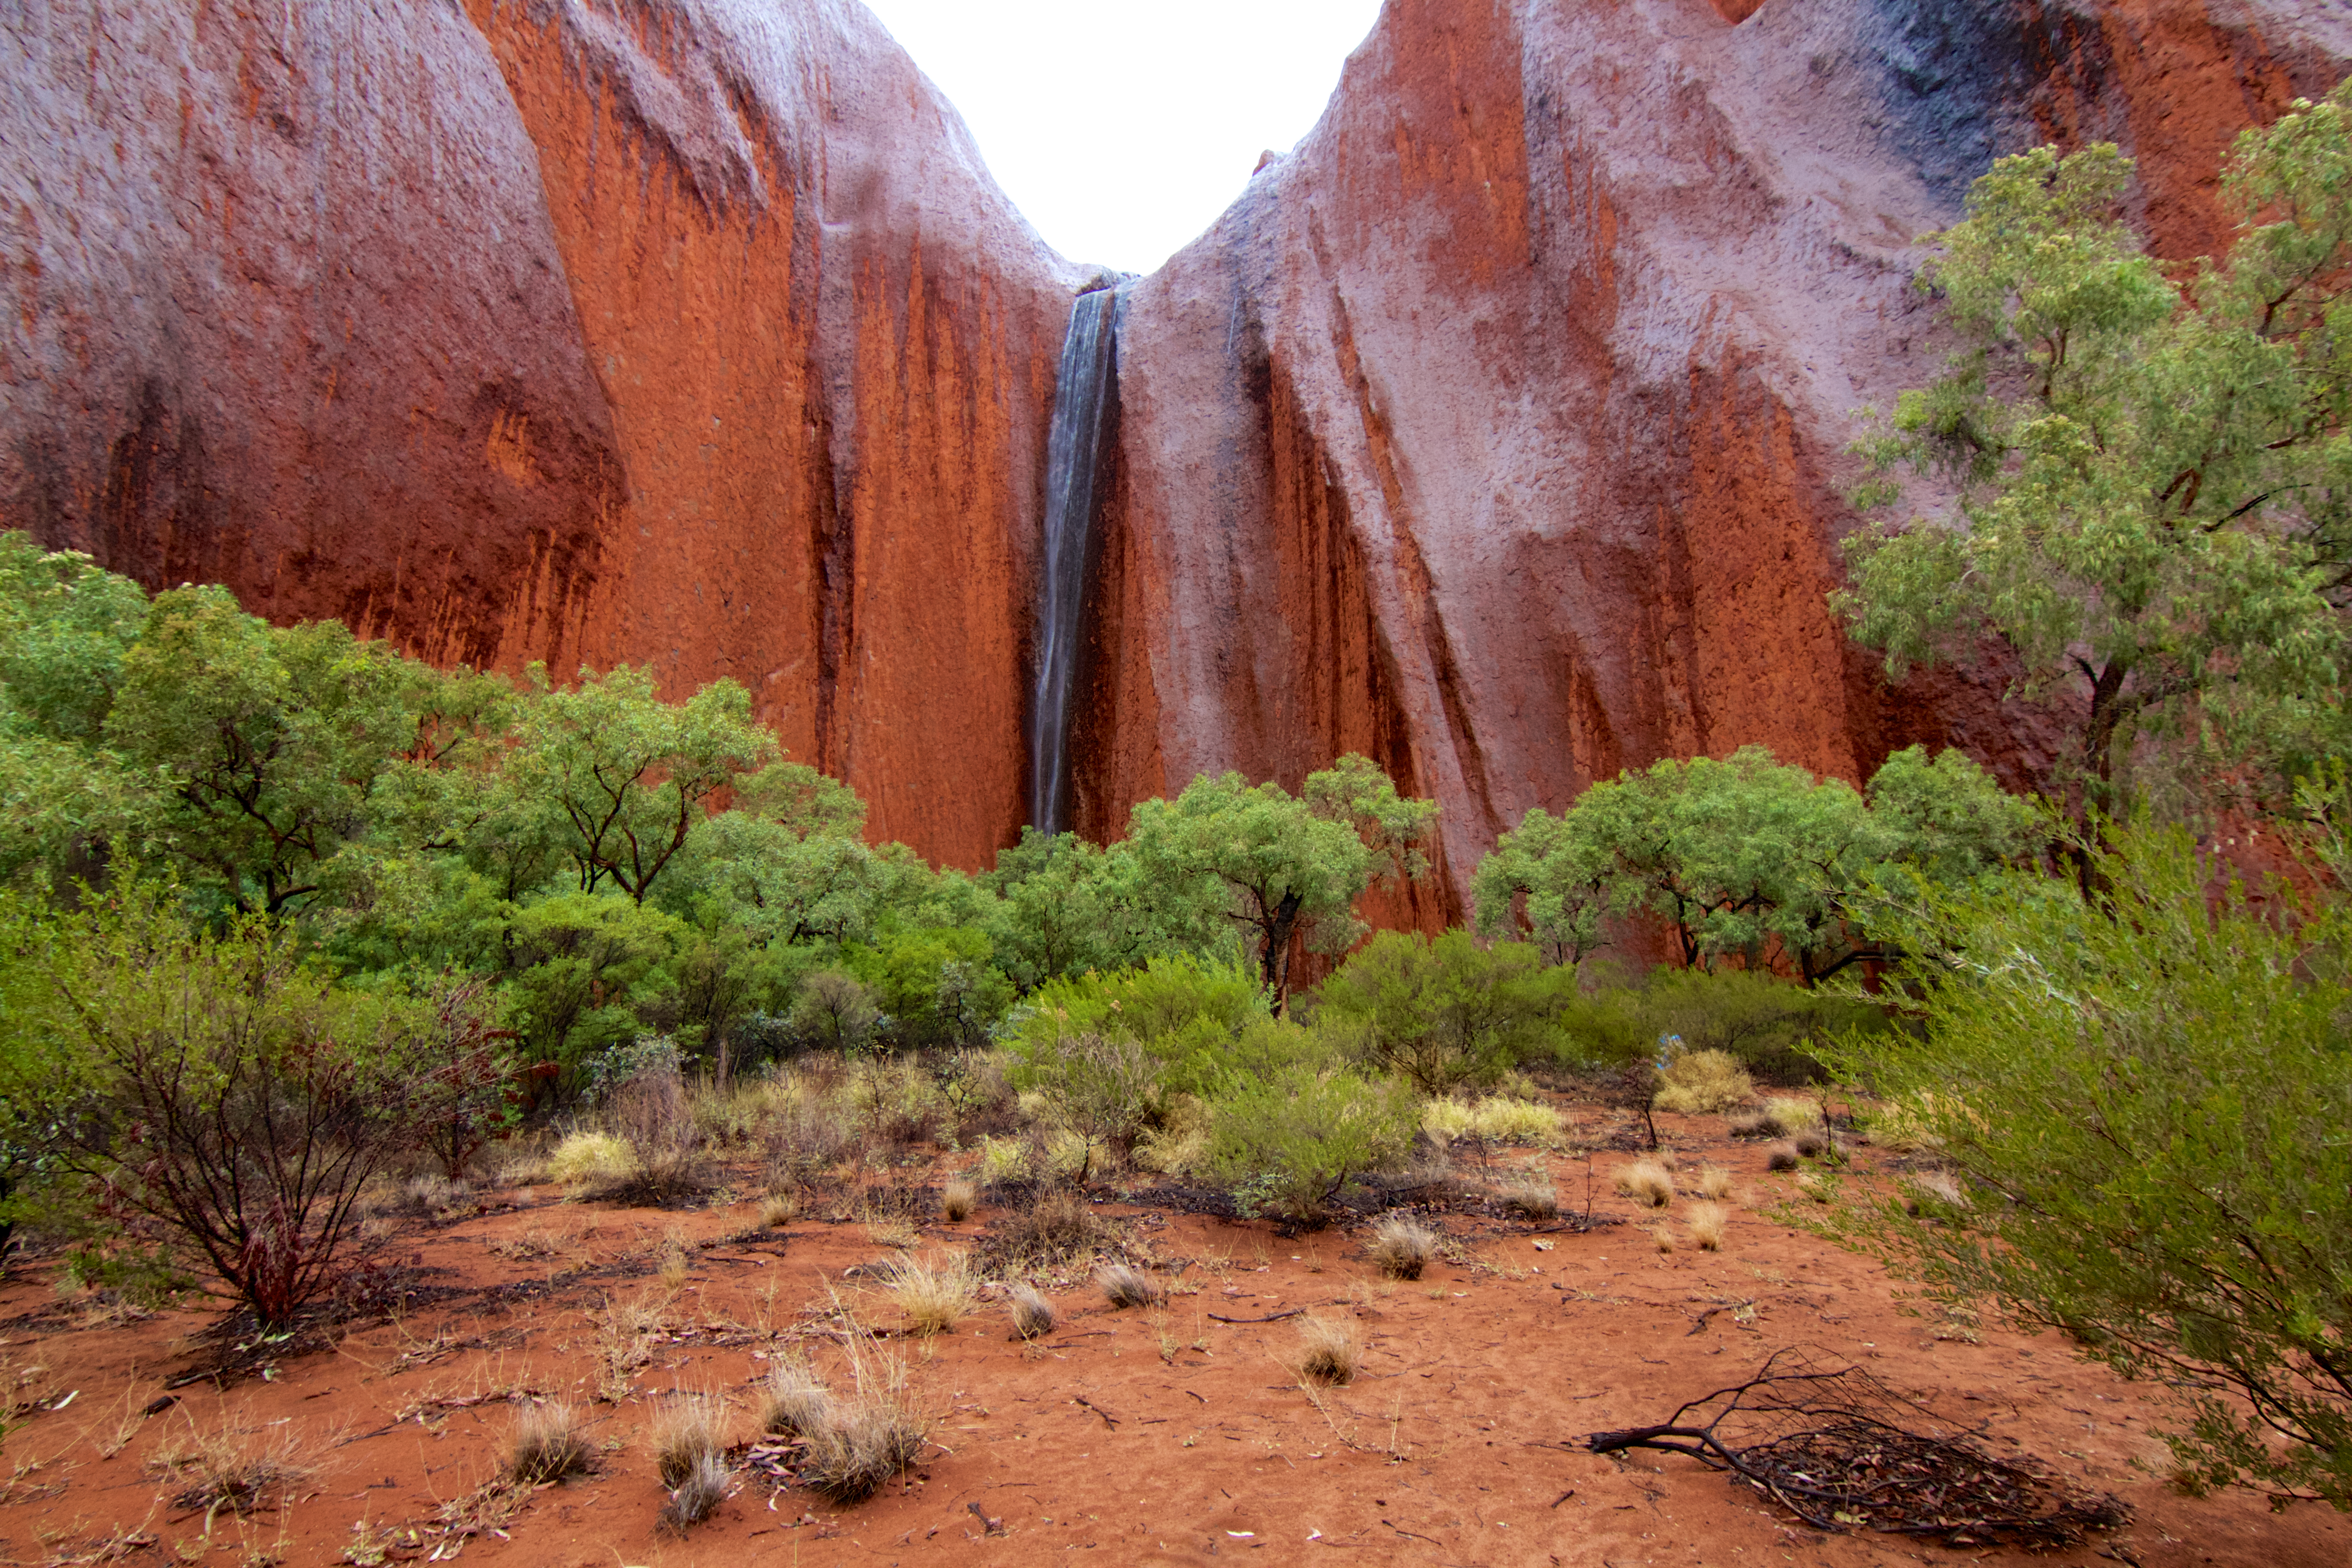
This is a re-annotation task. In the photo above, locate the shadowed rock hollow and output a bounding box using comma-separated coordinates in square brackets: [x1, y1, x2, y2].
[2, 0, 2346, 883]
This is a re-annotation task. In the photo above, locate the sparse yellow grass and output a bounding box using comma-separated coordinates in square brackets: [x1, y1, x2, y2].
[978, 1136, 1030, 1184]
[1366, 1213, 1440, 1280]
[147, 1410, 311, 1520]
[1423, 1096, 1568, 1146]
[1696, 1163, 1735, 1200]
[1293, 1313, 1361, 1387]
[1653, 1049, 1754, 1115]
[1764, 1095, 1825, 1133]
[546, 1131, 635, 1186]
[1685, 1201, 1730, 1251]
[1612, 1157, 1674, 1208]
[887, 1254, 978, 1335]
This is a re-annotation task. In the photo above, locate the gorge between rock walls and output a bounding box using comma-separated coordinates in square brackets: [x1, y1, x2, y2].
[4, 0, 2349, 906]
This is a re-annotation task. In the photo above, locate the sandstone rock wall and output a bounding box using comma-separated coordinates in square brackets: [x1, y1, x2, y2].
[1079, 0, 2352, 907]
[2, 0, 2345, 890]
[0, 0, 1080, 869]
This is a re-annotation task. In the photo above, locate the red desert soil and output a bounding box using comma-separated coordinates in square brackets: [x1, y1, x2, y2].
[1, 1108, 2341, 1568]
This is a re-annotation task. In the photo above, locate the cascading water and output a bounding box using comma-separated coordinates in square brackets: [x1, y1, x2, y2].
[1027, 284, 1122, 836]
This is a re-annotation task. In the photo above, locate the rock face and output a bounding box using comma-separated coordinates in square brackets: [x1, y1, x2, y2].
[1072, 0, 2352, 906]
[2, 0, 2346, 888]
[0, 0, 1078, 869]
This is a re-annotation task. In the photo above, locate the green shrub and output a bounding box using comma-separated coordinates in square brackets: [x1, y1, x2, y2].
[1204, 1065, 1416, 1221]
[1825, 826, 2352, 1508]
[1008, 953, 1269, 1096]
[1313, 930, 1573, 1096]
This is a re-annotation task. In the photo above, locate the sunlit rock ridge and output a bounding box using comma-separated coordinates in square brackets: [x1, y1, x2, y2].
[3, 0, 2346, 891]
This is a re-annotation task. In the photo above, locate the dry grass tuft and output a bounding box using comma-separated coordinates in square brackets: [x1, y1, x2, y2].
[940, 1179, 976, 1222]
[661, 1450, 729, 1530]
[657, 1239, 691, 1294]
[1096, 1262, 1160, 1309]
[1903, 1169, 1970, 1213]
[761, 1356, 830, 1439]
[795, 1355, 928, 1504]
[1685, 1201, 1730, 1252]
[1726, 1110, 1776, 1140]
[506, 1401, 593, 1485]
[887, 1254, 978, 1336]
[150, 1416, 309, 1519]
[1764, 1095, 1825, 1133]
[1007, 1284, 1057, 1341]
[1651, 1224, 1676, 1254]
[1612, 1157, 1675, 1209]
[650, 1392, 727, 1489]
[758, 1193, 799, 1230]
[1292, 1313, 1361, 1387]
[1652, 1049, 1755, 1115]
[1764, 1141, 1801, 1172]
[1366, 1213, 1441, 1280]
[1696, 1163, 1735, 1200]
[1499, 1177, 1560, 1219]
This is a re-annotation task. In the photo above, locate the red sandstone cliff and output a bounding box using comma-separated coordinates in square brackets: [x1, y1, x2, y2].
[0, 0, 1080, 869]
[2, 0, 2346, 887]
[1073, 0, 2352, 906]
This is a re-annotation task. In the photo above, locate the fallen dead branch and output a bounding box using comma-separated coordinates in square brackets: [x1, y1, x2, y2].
[1584, 1348, 2128, 1548]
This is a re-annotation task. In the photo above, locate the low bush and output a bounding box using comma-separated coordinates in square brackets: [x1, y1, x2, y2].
[1765, 1142, 1800, 1172]
[603, 1063, 706, 1201]
[979, 1187, 1102, 1271]
[1499, 1177, 1559, 1219]
[1203, 1064, 1417, 1222]
[1316, 931, 1573, 1096]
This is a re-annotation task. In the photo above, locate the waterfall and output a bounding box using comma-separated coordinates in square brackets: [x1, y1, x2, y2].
[1028, 284, 1122, 836]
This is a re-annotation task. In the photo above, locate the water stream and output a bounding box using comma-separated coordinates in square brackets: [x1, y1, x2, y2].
[1027, 284, 1122, 836]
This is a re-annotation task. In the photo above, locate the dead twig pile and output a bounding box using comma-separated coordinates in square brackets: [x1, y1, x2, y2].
[1584, 1348, 2128, 1548]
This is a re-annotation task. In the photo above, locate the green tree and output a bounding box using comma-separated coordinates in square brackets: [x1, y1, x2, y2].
[0, 534, 148, 745]
[1842, 93, 2352, 819]
[1313, 929, 1572, 1096]
[106, 589, 421, 916]
[498, 891, 682, 1082]
[507, 665, 778, 905]
[1822, 825, 2351, 1507]
[1477, 745, 2027, 980]
[1122, 756, 1435, 1009]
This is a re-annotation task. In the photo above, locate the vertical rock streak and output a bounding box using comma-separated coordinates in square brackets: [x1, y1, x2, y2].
[1029, 285, 1122, 835]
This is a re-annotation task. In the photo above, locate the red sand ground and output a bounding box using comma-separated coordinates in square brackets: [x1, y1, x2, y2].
[0, 1108, 2342, 1568]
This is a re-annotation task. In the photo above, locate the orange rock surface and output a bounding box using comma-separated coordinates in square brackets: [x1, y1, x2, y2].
[3, 0, 2347, 880]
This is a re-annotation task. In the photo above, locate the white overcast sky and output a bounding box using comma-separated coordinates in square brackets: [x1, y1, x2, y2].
[858, 0, 1386, 275]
